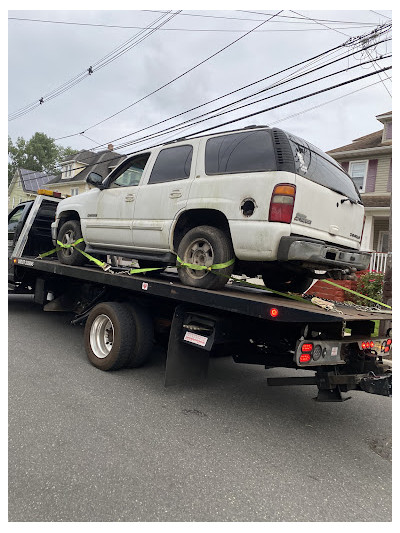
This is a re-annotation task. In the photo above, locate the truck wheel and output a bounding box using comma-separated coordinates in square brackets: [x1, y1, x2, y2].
[125, 302, 155, 367]
[177, 225, 235, 289]
[84, 302, 135, 371]
[57, 220, 86, 266]
[262, 272, 313, 294]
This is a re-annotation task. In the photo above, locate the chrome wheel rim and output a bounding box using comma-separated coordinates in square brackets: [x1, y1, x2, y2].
[90, 314, 114, 358]
[183, 237, 214, 279]
[62, 229, 76, 257]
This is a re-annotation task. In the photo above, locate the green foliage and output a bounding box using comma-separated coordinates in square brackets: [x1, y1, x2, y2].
[354, 271, 384, 306]
[8, 133, 77, 185]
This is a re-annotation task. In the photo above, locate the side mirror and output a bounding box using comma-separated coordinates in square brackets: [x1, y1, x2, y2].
[87, 172, 105, 189]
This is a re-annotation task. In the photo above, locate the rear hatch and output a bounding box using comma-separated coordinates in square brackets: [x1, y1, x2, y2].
[278, 130, 364, 249]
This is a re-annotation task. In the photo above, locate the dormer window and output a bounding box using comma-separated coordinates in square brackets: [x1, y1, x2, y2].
[62, 162, 73, 179]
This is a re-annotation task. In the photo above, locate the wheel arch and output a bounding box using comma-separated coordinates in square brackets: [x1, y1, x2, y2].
[58, 209, 81, 227]
[172, 209, 232, 251]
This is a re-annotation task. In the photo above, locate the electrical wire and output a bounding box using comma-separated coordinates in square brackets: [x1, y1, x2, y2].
[15, 24, 391, 181]
[101, 43, 392, 151]
[111, 55, 392, 151]
[290, 10, 392, 98]
[8, 11, 179, 121]
[56, 24, 391, 149]
[8, 16, 380, 31]
[79, 10, 284, 132]
[16, 65, 391, 185]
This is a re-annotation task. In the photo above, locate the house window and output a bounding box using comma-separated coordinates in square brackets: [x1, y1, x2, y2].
[70, 188, 79, 196]
[348, 160, 368, 192]
[377, 231, 389, 253]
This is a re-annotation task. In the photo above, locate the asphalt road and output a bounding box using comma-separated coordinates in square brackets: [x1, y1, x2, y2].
[9, 294, 392, 522]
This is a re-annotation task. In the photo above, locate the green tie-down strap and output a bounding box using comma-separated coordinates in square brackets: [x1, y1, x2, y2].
[322, 279, 392, 309]
[38, 238, 110, 271]
[176, 256, 235, 271]
[38, 242, 390, 309]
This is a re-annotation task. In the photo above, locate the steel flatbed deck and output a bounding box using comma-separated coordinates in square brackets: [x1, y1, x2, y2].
[12, 256, 391, 325]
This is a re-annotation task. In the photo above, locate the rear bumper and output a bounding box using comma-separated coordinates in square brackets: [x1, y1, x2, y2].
[277, 236, 370, 271]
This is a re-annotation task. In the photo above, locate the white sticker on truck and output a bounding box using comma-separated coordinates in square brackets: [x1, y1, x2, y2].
[183, 332, 208, 347]
[331, 346, 338, 356]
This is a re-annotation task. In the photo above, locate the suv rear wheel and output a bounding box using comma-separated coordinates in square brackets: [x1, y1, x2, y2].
[56, 219, 86, 266]
[177, 225, 235, 289]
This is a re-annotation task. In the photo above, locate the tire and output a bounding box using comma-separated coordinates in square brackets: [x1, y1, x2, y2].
[177, 225, 235, 289]
[262, 272, 313, 294]
[57, 219, 86, 266]
[125, 302, 155, 367]
[84, 302, 135, 371]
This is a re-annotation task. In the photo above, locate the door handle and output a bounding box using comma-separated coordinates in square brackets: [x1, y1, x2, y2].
[125, 194, 135, 202]
[169, 190, 182, 199]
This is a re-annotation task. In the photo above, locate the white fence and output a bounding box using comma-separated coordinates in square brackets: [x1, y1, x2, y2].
[368, 252, 390, 274]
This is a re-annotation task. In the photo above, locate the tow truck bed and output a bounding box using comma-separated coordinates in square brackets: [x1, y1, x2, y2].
[8, 194, 392, 402]
[10, 256, 391, 324]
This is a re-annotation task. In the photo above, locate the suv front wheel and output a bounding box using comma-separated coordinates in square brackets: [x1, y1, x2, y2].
[177, 225, 235, 289]
[56, 219, 87, 266]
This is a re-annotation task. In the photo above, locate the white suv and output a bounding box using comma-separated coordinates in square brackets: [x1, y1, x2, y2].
[52, 126, 369, 291]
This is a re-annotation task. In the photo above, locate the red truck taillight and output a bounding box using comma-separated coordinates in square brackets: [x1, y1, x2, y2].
[268, 184, 296, 224]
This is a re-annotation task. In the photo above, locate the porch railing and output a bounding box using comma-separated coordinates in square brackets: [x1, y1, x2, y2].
[367, 252, 390, 274]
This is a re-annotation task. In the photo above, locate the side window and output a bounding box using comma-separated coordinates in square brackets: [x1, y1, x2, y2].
[110, 153, 150, 188]
[8, 205, 25, 235]
[205, 130, 276, 175]
[148, 145, 193, 184]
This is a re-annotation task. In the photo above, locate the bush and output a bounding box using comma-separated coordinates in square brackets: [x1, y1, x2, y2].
[354, 271, 384, 306]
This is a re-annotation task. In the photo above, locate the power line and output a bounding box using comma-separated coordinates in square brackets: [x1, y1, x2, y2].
[17, 65, 392, 185]
[146, 10, 379, 25]
[269, 76, 392, 127]
[16, 24, 391, 182]
[370, 11, 392, 21]
[57, 27, 391, 152]
[112, 55, 391, 151]
[8, 16, 379, 31]
[290, 10, 392, 98]
[57, 23, 390, 148]
[79, 10, 284, 132]
[8, 11, 180, 121]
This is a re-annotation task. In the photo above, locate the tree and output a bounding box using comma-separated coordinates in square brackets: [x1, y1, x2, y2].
[8, 132, 77, 184]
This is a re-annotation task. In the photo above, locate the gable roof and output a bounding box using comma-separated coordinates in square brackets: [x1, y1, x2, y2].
[17, 168, 58, 193]
[47, 149, 126, 184]
[327, 129, 384, 154]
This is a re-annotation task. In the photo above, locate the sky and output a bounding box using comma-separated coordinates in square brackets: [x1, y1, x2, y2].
[8, 3, 393, 159]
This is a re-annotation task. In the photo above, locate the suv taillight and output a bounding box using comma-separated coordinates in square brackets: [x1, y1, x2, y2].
[269, 184, 296, 224]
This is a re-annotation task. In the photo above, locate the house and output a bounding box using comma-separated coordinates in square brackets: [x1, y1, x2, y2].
[327, 110, 392, 272]
[8, 168, 57, 212]
[45, 144, 126, 197]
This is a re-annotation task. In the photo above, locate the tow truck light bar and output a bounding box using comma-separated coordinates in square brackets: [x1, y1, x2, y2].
[38, 189, 70, 199]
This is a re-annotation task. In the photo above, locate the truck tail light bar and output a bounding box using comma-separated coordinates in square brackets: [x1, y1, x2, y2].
[269, 184, 296, 224]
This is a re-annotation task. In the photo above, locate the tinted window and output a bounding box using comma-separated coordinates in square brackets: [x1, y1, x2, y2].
[111, 154, 150, 188]
[287, 133, 360, 202]
[205, 130, 276, 175]
[148, 145, 193, 184]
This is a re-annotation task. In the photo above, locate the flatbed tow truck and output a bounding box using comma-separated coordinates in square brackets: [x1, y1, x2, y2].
[8, 193, 392, 402]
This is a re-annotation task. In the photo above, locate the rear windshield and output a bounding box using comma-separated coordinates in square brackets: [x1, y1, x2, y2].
[287, 133, 361, 202]
[205, 130, 276, 175]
